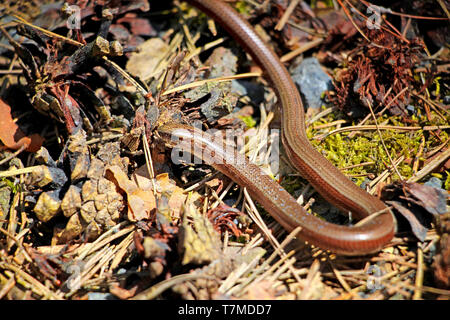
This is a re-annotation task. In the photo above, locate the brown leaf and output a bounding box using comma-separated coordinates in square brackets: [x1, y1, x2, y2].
[402, 182, 447, 217]
[382, 181, 446, 241]
[105, 165, 155, 221]
[0, 98, 44, 152]
[128, 189, 156, 221]
[387, 200, 428, 242]
[126, 38, 169, 81]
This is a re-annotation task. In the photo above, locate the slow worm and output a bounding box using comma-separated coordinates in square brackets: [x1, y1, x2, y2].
[159, 0, 396, 255]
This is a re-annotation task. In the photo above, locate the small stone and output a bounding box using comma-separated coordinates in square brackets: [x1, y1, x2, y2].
[291, 57, 332, 109]
[424, 176, 443, 189]
[142, 237, 169, 259]
[97, 142, 121, 165]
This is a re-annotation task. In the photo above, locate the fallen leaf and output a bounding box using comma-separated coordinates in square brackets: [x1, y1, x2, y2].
[133, 167, 192, 221]
[105, 165, 155, 221]
[0, 98, 44, 152]
[387, 200, 429, 242]
[401, 182, 447, 217]
[125, 38, 169, 81]
[128, 189, 156, 221]
[382, 181, 446, 241]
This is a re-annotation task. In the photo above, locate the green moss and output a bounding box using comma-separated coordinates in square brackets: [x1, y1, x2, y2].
[234, 1, 252, 16]
[306, 109, 449, 185]
[238, 115, 256, 128]
[445, 171, 450, 191]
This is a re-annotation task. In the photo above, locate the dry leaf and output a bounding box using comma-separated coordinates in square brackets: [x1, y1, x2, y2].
[105, 165, 155, 221]
[382, 181, 446, 241]
[0, 98, 44, 152]
[125, 38, 169, 81]
[133, 166, 192, 220]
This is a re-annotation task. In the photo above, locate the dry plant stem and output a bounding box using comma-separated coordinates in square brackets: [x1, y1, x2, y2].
[348, 87, 408, 138]
[359, 0, 448, 20]
[219, 253, 263, 294]
[0, 227, 32, 262]
[368, 156, 404, 193]
[335, 0, 372, 44]
[342, 160, 374, 169]
[86, 133, 123, 145]
[298, 259, 321, 299]
[210, 181, 234, 210]
[236, 250, 296, 297]
[0, 166, 40, 178]
[436, 0, 450, 20]
[63, 245, 118, 298]
[234, 229, 303, 297]
[342, 0, 408, 43]
[77, 223, 133, 260]
[413, 246, 424, 300]
[0, 69, 22, 74]
[242, 233, 264, 253]
[0, 145, 26, 166]
[268, 256, 297, 283]
[241, 193, 305, 285]
[275, 0, 301, 31]
[162, 72, 260, 95]
[413, 136, 426, 173]
[329, 261, 352, 293]
[12, 15, 82, 46]
[425, 138, 449, 158]
[0, 276, 15, 299]
[109, 232, 135, 271]
[142, 131, 157, 196]
[313, 120, 347, 130]
[185, 37, 225, 61]
[80, 245, 118, 285]
[408, 148, 450, 182]
[6, 191, 20, 251]
[0, 261, 63, 299]
[280, 38, 324, 63]
[184, 172, 219, 192]
[318, 124, 450, 141]
[415, 93, 449, 118]
[12, 16, 148, 95]
[131, 273, 217, 300]
[306, 107, 336, 126]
